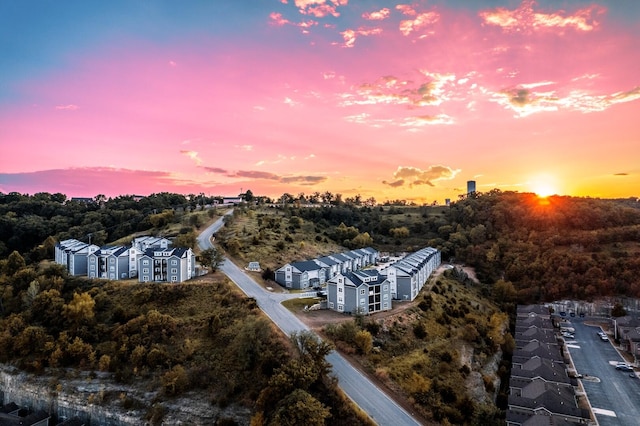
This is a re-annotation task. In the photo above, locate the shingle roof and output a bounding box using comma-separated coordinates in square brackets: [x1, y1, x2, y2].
[291, 260, 322, 272]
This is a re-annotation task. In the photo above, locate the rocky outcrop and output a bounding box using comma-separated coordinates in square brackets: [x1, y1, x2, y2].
[0, 365, 251, 425]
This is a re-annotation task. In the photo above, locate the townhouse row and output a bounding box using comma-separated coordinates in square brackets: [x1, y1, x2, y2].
[327, 247, 441, 315]
[275, 247, 440, 315]
[54, 236, 195, 283]
[274, 247, 379, 290]
[507, 305, 590, 425]
[610, 315, 640, 362]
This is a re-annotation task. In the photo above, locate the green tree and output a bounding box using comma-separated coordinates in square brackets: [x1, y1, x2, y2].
[199, 247, 225, 271]
[4, 251, 25, 276]
[270, 389, 331, 426]
[174, 231, 196, 248]
[289, 331, 334, 377]
[389, 227, 410, 238]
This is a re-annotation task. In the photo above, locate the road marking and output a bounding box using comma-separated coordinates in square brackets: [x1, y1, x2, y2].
[566, 344, 580, 348]
[592, 408, 617, 417]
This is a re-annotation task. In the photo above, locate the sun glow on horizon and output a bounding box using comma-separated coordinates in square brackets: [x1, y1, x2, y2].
[530, 174, 559, 198]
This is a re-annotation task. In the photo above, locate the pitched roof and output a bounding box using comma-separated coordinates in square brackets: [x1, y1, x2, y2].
[291, 260, 323, 272]
[316, 256, 338, 266]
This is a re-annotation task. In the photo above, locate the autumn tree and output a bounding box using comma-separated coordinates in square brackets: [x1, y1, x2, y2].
[63, 292, 95, 327]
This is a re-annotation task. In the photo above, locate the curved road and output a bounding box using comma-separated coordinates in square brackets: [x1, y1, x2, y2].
[197, 212, 422, 426]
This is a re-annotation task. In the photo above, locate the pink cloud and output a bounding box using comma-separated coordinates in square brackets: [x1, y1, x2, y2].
[480, 0, 605, 33]
[55, 104, 79, 110]
[363, 8, 390, 21]
[399, 11, 440, 36]
[340, 27, 383, 47]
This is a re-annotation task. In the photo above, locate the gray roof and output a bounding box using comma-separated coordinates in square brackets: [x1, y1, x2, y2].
[316, 256, 339, 266]
[290, 260, 323, 272]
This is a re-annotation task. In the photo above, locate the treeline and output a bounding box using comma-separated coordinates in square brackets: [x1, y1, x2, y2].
[0, 253, 372, 425]
[442, 191, 640, 303]
[0, 192, 215, 261]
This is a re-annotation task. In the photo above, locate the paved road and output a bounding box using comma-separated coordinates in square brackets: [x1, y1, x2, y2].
[565, 319, 640, 426]
[197, 213, 423, 426]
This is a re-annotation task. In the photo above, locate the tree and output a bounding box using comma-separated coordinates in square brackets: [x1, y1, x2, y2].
[270, 389, 331, 426]
[354, 330, 373, 354]
[611, 302, 627, 318]
[389, 227, 410, 238]
[174, 231, 196, 248]
[244, 189, 254, 202]
[199, 247, 224, 272]
[289, 331, 334, 377]
[63, 292, 95, 326]
[22, 280, 40, 308]
[4, 251, 25, 276]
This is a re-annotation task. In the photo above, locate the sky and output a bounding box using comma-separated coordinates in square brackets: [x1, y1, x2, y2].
[1, 0, 639, 204]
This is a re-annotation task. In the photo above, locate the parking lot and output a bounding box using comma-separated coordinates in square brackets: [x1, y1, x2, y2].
[564, 319, 640, 426]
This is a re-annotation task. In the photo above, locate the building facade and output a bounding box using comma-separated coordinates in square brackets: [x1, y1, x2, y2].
[326, 270, 392, 314]
[380, 247, 441, 301]
[138, 248, 195, 283]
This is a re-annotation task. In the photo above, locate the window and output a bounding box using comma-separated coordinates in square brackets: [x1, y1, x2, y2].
[360, 299, 365, 305]
[171, 260, 178, 265]
[383, 294, 388, 300]
[110, 258, 115, 264]
[171, 268, 177, 274]
[338, 288, 343, 293]
[171, 276, 177, 282]
[383, 302, 388, 308]
[90, 257, 95, 263]
[143, 259, 149, 265]
[360, 289, 365, 295]
[338, 304, 344, 312]
[143, 277, 149, 282]
[329, 302, 334, 309]
[383, 285, 388, 291]
[143, 268, 149, 274]
[90, 265, 95, 270]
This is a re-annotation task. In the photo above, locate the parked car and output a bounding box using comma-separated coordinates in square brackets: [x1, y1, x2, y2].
[616, 364, 634, 372]
[600, 335, 609, 341]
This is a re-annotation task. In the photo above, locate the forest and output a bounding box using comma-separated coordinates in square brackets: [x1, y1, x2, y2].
[1, 189, 640, 424]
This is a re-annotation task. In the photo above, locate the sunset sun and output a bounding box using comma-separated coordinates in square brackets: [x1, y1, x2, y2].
[530, 175, 559, 198]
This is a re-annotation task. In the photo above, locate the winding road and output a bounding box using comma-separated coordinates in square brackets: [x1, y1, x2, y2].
[197, 211, 423, 426]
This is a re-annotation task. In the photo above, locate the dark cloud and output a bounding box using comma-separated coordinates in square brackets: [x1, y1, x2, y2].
[614, 172, 628, 176]
[202, 167, 228, 174]
[383, 179, 405, 187]
[230, 170, 327, 186]
[233, 170, 280, 180]
[508, 88, 531, 106]
[280, 176, 327, 185]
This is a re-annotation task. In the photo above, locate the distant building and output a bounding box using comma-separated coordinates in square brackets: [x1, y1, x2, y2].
[55, 239, 99, 276]
[445, 198, 451, 206]
[467, 180, 476, 194]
